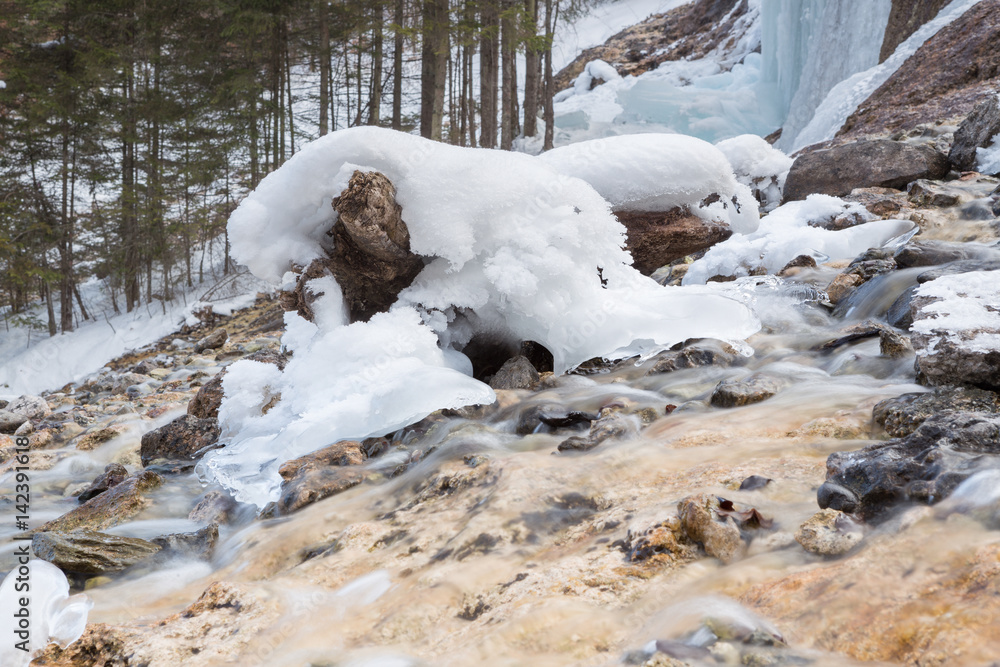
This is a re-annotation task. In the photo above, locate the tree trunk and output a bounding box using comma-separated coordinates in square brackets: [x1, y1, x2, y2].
[479, 0, 499, 148]
[392, 0, 404, 129]
[542, 0, 556, 151]
[319, 0, 330, 135]
[122, 29, 140, 312]
[523, 0, 540, 138]
[500, 0, 515, 149]
[420, 0, 448, 140]
[370, 4, 383, 126]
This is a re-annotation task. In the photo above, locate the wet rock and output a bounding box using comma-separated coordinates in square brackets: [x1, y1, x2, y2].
[515, 402, 565, 435]
[879, 329, 913, 358]
[895, 239, 1000, 268]
[77, 463, 129, 503]
[623, 517, 697, 563]
[537, 409, 598, 429]
[710, 375, 782, 408]
[950, 94, 1000, 171]
[32, 529, 161, 574]
[616, 208, 733, 275]
[277, 467, 365, 514]
[778, 254, 817, 275]
[188, 490, 238, 525]
[193, 328, 228, 353]
[557, 410, 640, 452]
[873, 386, 1000, 437]
[150, 524, 219, 561]
[677, 493, 745, 564]
[818, 412, 1000, 521]
[646, 340, 736, 374]
[278, 441, 366, 480]
[824, 272, 864, 305]
[782, 140, 949, 203]
[40, 470, 164, 532]
[887, 285, 917, 329]
[906, 179, 960, 207]
[139, 415, 221, 467]
[739, 475, 773, 491]
[795, 509, 864, 556]
[916, 259, 1000, 283]
[276, 441, 368, 513]
[489, 355, 539, 390]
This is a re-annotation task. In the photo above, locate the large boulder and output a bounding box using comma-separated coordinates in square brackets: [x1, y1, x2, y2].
[894, 240, 1000, 268]
[874, 386, 1000, 437]
[782, 140, 949, 203]
[276, 441, 368, 514]
[911, 271, 1000, 390]
[140, 415, 221, 467]
[950, 94, 1000, 171]
[616, 208, 733, 275]
[818, 412, 1000, 521]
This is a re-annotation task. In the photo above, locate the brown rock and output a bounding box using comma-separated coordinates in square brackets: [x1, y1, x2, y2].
[277, 467, 365, 514]
[616, 208, 733, 275]
[782, 140, 949, 203]
[825, 273, 864, 305]
[193, 328, 228, 353]
[710, 375, 782, 408]
[278, 441, 366, 480]
[187, 372, 225, 420]
[489, 355, 539, 390]
[32, 529, 161, 574]
[77, 463, 129, 503]
[794, 509, 864, 557]
[188, 490, 239, 525]
[839, 0, 1000, 142]
[140, 415, 221, 467]
[878, 0, 951, 63]
[328, 170, 425, 322]
[40, 471, 164, 532]
[677, 493, 745, 564]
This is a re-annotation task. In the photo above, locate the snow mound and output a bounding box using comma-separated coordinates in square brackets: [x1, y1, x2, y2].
[219, 126, 761, 507]
[539, 133, 760, 233]
[714, 134, 792, 212]
[0, 560, 91, 666]
[682, 195, 915, 284]
[571, 59, 621, 96]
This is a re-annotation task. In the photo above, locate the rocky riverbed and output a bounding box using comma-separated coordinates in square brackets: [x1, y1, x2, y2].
[0, 153, 998, 665]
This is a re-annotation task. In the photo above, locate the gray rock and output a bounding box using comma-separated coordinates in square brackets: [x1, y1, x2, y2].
[949, 94, 1000, 171]
[887, 285, 917, 330]
[795, 509, 863, 556]
[0, 410, 29, 434]
[150, 524, 219, 561]
[110, 373, 153, 396]
[879, 329, 913, 359]
[139, 415, 222, 467]
[557, 410, 640, 452]
[917, 259, 1000, 283]
[6, 394, 50, 420]
[710, 375, 782, 408]
[782, 140, 950, 203]
[77, 463, 130, 503]
[911, 292, 1000, 390]
[32, 529, 161, 574]
[818, 412, 1000, 521]
[489, 355, 539, 390]
[646, 340, 735, 375]
[894, 240, 1000, 268]
[188, 491, 239, 525]
[194, 328, 228, 353]
[873, 386, 1000, 437]
[677, 493, 745, 564]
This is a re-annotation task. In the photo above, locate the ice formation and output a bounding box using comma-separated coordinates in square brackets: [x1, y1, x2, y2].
[682, 195, 915, 284]
[216, 126, 761, 507]
[0, 560, 91, 666]
[788, 0, 983, 152]
[714, 134, 793, 212]
[539, 133, 759, 232]
[763, 0, 892, 152]
[912, 270, 1000, 355]
[977, 132, 1000, 175]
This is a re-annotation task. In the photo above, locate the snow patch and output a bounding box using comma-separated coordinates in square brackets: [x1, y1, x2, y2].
[682, 195, 914, 284]
[912, 270, 1000, 355]
[976, 132, 1000, 175]
[714, 134, 792, 212]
